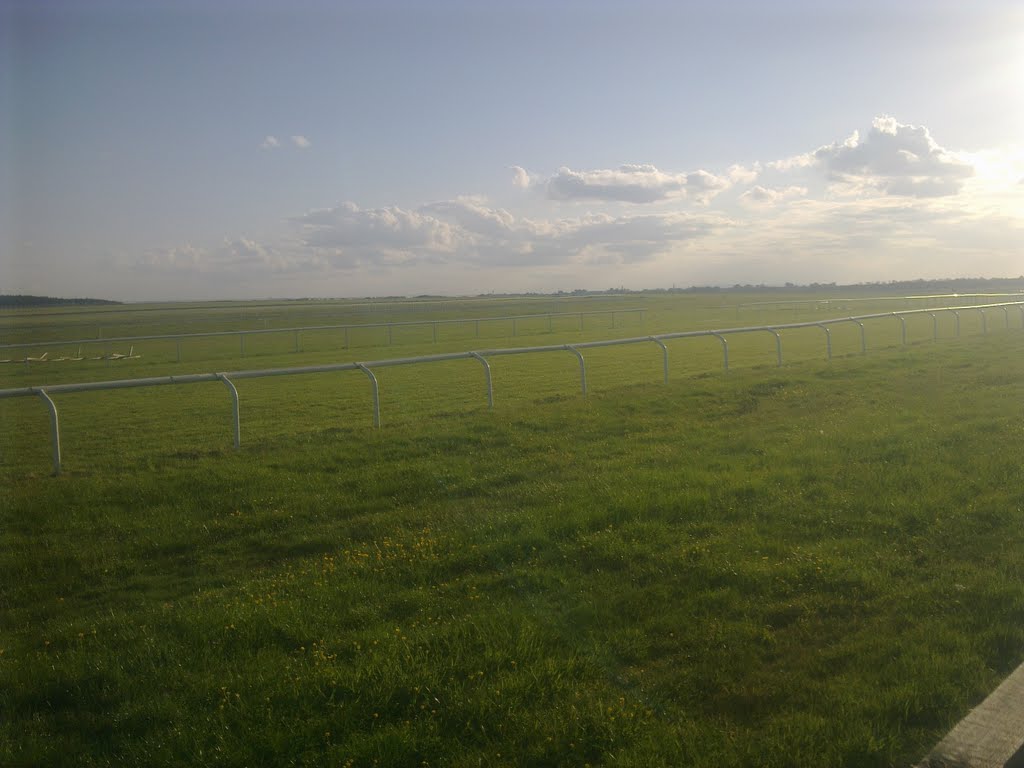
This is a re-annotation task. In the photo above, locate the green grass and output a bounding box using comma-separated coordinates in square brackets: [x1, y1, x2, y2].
[2, 291, 1004, 385]
[2, 296, 1024, 766]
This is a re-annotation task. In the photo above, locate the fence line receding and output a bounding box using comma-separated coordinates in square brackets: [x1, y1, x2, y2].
[2, 300, 1021, 476]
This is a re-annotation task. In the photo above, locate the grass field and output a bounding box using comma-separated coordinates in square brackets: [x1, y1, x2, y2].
[3, 292, 1024, 766]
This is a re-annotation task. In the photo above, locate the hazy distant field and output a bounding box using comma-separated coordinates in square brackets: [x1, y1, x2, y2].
[3, 291, 1023, 766]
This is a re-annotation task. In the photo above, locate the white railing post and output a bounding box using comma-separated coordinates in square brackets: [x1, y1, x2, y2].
[894, 313, 906, 345]
[355, 363, 381, 428]
[649, 337, 669, 383]
[712, 333, 728, 372]
[469, 352, 494, 409]
[765, 329, 782, 366]
[218, 374, 240, 449]
[849, 318, 866, 354]
[979, 308, 988, 335]
[928, 312, 938, 341]
[565, 345, 587, 396]
[1001, 306, 1009, 328]
[35, 389, 61, 476]
[816, 324, 832, 360]
[953, 310, 960, 336]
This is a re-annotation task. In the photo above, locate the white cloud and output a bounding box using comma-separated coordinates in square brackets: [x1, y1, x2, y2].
[129, 237, 325, 275]
[285, 198, 725, 270]
[514, 118, 971, 209]
[510, 165, 531, 188]
[760, 117, 975, 201]
[140, 243, 205, 268]
[738, 185, 807, 207]
[260, 135, 311, 150]
[123, 117, 1020, 298]
[546, 164, 676, 203]
[219, 237, 299, 272]
[727, 163, 760, 185]
[813, 116, 973, 197]
[421, 198, 527, 240]
[292, 202, 461, 263]
[543, 163, 729, 204]
[766, 153, 816, 172]
[558, 211, 723, 263]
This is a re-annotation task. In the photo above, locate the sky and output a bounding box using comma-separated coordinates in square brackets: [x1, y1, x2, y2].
[2, 0, 1023, 301]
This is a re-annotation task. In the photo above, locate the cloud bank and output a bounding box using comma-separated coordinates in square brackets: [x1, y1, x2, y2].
[541, 164, 729, 204]
[772, 116, 974, 198]
[120, 116, 1021, 298]
[288, 199, 725, 269]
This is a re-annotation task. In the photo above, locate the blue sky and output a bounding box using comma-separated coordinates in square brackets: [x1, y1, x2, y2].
[2, 0, 1022, 301]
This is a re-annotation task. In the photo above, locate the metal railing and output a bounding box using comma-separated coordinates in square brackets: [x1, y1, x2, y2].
[0, 309, 645, 360]
[2, 300, 1021, 476]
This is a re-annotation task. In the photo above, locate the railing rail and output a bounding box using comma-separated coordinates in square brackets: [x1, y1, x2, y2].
[3, 300, 1021, 476]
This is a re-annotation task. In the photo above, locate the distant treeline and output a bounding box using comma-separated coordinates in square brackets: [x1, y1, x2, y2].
[753, 277, 1024, 294]
[475, 277, 1024, 300]
[0, 295, 122, 308]
[547, 277, 1024, 297]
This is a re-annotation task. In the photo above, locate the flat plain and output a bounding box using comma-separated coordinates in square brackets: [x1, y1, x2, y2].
[2, 291, 1023, 766]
